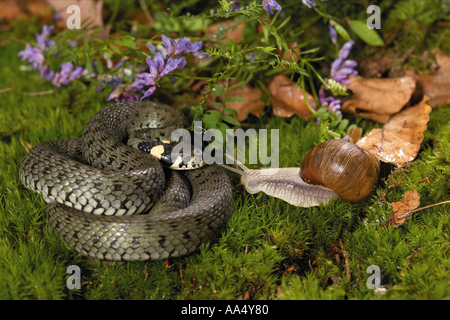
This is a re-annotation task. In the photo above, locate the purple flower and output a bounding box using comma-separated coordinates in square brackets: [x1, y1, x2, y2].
[230, 1, 241, 12]
[40, 65, 54, 81]
[108, 83, 144, 102]
[132, 52, 179, 99]
[161, 34, 208, 59]
[319, 87, 342, 114]
[18, 43, 45, 70]
[330, 40, 358, 85]
[51, 62, 83, 87]
[174, 37, 190, 55]
[263, 0, 282, 14]
[329, 25, 337, 45]
[36, 25, 56, 51]
[175, 57, 187, 71]
[161, 34, 176, 56]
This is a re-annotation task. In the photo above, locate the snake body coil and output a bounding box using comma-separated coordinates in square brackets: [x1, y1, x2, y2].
[19, 101, 233, 261]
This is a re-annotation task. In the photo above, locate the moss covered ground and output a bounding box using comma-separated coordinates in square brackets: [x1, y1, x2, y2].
[2, 31, 450, 300]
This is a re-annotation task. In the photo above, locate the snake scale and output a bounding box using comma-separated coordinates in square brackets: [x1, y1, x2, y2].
[19, 101, 233, 261]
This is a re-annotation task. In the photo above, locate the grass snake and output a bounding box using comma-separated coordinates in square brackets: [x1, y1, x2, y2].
[19, 101, 233, 261]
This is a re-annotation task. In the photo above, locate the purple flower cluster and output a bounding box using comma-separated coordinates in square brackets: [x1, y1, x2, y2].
[132, 53, 179, 99]
[36, 25, 56, 50]
[18, 25, 84, 87]
[162, 34, 207, 60]
[319, 87, 341, 114]
[318, 40, 358, 114]
[51, 62, 83, 88]
[18, 43, 45, 71]
[108, 83, 144, 102]
[263, 0, 282, 14]
[330, 40, 358, 85]
[131, 34, 206, 100]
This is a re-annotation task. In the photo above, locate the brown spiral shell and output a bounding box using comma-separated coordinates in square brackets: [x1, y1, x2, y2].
[300, 139, 380, 202]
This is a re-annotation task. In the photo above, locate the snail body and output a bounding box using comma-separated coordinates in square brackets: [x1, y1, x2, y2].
[221, 139, 380, 207]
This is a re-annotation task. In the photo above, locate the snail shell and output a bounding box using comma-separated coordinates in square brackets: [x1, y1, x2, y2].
[220, 139, 380, 207]
[300, 139, 380, 202]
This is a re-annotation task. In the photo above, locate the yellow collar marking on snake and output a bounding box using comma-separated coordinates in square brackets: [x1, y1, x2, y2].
[150, 144, 165, 159]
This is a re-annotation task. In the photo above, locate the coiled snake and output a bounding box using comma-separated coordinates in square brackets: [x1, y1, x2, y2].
[19, 101, 233, 261]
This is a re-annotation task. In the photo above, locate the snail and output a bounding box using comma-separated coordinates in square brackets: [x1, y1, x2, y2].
[220, 139, 380, 207]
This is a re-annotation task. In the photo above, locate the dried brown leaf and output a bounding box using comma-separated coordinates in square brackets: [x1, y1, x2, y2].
[342, 75, 416, 123]
[0, 0, 52, 21]
[405, 50, 450, 107]
[348, 127, 361, 144]
[205, 80, 266, 122]
[207, 19, 245, 43]
[356, 96, 432, 167]
[268, 75, 315, 120]
[388, 190, 420, 227]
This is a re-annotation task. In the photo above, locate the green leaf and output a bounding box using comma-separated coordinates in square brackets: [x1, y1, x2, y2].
[228, 80, 247, 90]
[338, 118, 349, 132]
[85, 60, 93, 75]
[95, 59, 104, 74]
[330, 20, 352, 42]
[348, 20, 385, 46]
[224, 107, 238, 116]
[212, 102, 224, 109]
[222, 115, 241, 127]
[299, 47, 320, 55]
[263, 27, 269, 41]
[114, 36, 137, 47]
[207, 109, 222, 119]
[277, 16, 291, 30]
[331, 114, 343, 127]
[225, 97, 247, 103]
[212, 90, 224, 97]
[202, 114, 219, 129]
[109, 43, 122, 55]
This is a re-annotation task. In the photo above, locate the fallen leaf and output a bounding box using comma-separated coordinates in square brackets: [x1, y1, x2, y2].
[387, 190, 420, 227]
[268, 75, 316, 120]
[356, 96, 432, 167]
[405, 50, 450, 107]
[207, 19, 245, 43]
[205, 80, 266, 122]
[347, 127, 361, 144]
[0, 0, 52, 21]
[342, 75, 416, 123]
